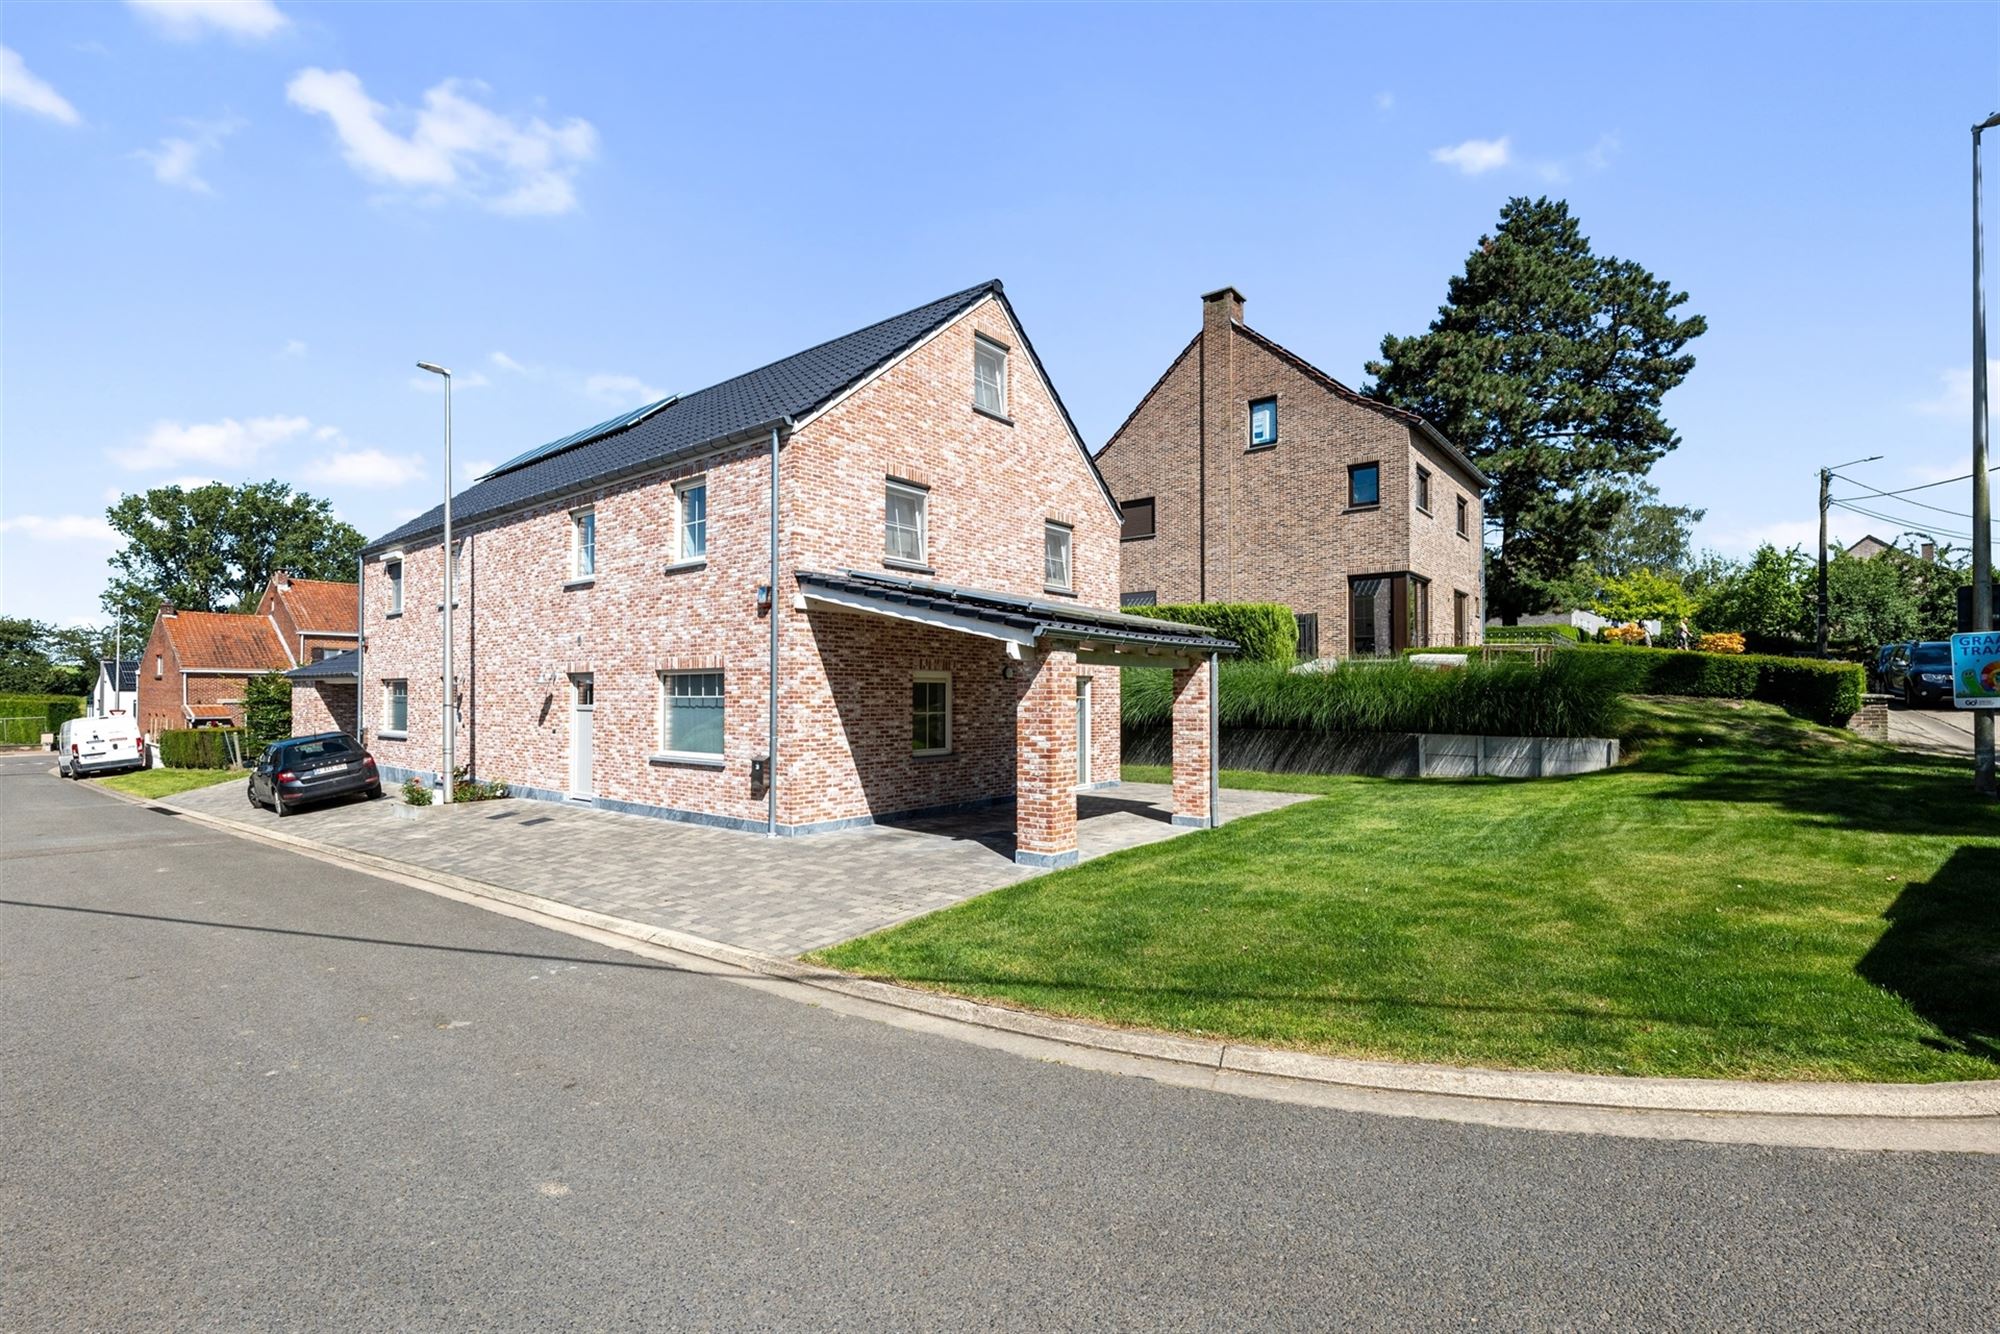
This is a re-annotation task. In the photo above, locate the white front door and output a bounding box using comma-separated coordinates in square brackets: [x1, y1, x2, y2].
[1075, 675, 1092, 787]
[569, 673, 594, 799]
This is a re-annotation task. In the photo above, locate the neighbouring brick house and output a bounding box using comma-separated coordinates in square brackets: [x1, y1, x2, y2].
[136, 606, 293, 735]
[257, 572, 360, 664]
[287, 649, 359, 738]
[358, 281, 1230, 866]
[1095, 287, 1488, 657]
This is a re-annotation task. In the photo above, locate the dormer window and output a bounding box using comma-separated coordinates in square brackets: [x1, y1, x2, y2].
[973, 336, 1007, 417]
[1044, 521, 1073, 592]
[885, 481, 928, 566]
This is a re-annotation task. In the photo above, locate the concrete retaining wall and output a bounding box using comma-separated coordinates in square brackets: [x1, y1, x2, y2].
[1123, 726, 1619, 779]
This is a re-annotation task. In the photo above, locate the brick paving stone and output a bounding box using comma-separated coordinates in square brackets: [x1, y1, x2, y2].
[162, 779, 1311, 956]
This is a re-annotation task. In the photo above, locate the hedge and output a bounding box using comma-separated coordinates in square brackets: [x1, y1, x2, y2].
[1122, 655, 1623, 739]
[0, 693, 86, 745]
[1141, 603, 1298, 663]
[1483, 624, 1584, 644]
[1562, 644, 1864, 725]
[158, 727, 248, 769]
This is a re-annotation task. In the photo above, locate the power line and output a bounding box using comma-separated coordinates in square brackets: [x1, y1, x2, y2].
[1829, 473, 1979, 519]
[1827, 499, 1981, 543]
[1831, 464, 1999, 498]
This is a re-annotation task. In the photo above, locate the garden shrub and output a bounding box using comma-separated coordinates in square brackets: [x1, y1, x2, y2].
[158, 727, 246, 769]
[243, 672, 293, 753]
[1696, 631, 1746, 654]
[1566, 644, 1862, 724]
[1602, 623, 1649, 645]
[0, 693, 87, 745]
[1141, 603, 1298, 663]
[402, 776, 432, 806]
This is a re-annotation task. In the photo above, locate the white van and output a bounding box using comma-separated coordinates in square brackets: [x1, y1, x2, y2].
[57, 715, 149, 778]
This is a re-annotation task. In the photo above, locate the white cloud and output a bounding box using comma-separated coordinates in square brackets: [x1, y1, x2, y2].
[0, 514, 120, 543]
[283, 339, 309, 359]
[460, 459, 496, 483]
[1913, 361, 2000, 417]
[112, 414, 310, 470]
[2, 46, 81, 125]
[313, 424, 339, 440]
[286, 68, 598, 215]
[126, 0, 288, 40]
[1374, 91, 1394, 112]
[135, 117, 239, 193]
[303, 447, 425, 489]
[1431, 136, 1511, 175]
[583, 373, 667, 407]
[490, 350, 533, 374]
[1582, 132, 1620, 171]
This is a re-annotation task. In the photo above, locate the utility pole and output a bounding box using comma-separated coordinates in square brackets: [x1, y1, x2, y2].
[1972, 112, 1999, 797]
[1817, 455, 1881, 657]
[416, 361, 456, 802]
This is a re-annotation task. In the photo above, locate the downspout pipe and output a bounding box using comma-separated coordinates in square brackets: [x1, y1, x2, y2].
[356, 556, 366, 742]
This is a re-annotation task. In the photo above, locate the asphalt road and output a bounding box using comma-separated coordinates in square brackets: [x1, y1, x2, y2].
[4, 753, 1994, 1331]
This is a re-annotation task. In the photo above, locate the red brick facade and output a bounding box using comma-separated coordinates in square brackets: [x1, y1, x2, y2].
[357, 294, 1173, 859]
[135, 608, 291, 736]
[1097, 288, 1486, 656]
[257, 574, 359, 664]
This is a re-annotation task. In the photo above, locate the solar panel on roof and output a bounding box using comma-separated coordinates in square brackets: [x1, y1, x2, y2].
[480, 395, 678, 480]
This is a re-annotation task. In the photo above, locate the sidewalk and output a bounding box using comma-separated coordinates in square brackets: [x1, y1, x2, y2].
[161, 779, 1310, 956]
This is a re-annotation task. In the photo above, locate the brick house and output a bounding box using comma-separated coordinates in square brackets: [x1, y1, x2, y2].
[135, 606, 292, 735]
[1095, 288, 1487, 657]
[358, 282, 1229, 866]
[256, 572, 360, 664]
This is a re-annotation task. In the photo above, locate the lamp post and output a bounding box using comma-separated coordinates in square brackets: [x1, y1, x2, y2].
[1816, 453, 1882, 657]
[416, 361, 455, 803]
[1973, 112, 1999, 797]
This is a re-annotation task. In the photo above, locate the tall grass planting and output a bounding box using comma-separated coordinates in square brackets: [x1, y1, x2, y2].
[1123, 655, 1623, 740]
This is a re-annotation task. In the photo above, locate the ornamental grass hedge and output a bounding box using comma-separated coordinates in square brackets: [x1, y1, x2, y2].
[1122, 655, 1624, 740]
[1482, 624, 1584, 644]
[1561, 644, 1864, 725]
[1139, 603, 1298, 663]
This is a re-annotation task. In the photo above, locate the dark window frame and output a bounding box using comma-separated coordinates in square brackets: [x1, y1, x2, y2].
[1348, 462, 1381, 509]
[1415, 466, 1433, 515]
[1456, 495, 1470, 539]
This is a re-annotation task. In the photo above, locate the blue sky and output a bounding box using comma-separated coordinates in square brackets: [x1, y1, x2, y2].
[4, 1, 1995, 628]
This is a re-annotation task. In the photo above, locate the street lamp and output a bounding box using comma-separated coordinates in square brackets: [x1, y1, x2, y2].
[1816, 453, 1883, 657]
[1972, 112, 1999, 797]
[415, 361, 455, 803]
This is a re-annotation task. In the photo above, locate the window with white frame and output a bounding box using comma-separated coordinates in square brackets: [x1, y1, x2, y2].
[1249, 397, 1277, 448]
[973, 337, 1007, 416]
[885, 481, 927, 565]
[1044, 521, 1072, 591]
[571, 509, 596, 578]
[912, 672, 951, 755]
[154, 654, 163, 679]
[386, 559, 404, 614]
[661, 671, 724, 757]
[384, 680, 409, 734]
[676, 479, 708, 561]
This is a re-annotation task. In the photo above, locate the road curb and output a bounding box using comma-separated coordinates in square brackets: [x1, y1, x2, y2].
[80, 775, 2000, 1146]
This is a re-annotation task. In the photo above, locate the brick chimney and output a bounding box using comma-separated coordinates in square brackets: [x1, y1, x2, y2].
[1199, 288, 1246, 602]
[159, 600, 177, 617]
[1921, 541, 1936, 563]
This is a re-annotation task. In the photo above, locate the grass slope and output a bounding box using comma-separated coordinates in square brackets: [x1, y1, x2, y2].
[814, 698, 1999, 1083]
[92, 767, 241, 799]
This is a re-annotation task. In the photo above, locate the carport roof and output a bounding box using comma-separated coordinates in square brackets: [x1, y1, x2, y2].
[794, 570, 1239, 654]
[286, 650, 359, 681]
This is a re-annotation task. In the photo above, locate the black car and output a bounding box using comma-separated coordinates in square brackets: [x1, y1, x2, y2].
[1884, 641, 1956, 708]
[1871, 641, 1913, 693]
[248, 732, 382, 815]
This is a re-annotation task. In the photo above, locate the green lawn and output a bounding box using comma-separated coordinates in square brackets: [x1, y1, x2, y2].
[92, 767, 242, 799]
[814, 698, 2000, 1083]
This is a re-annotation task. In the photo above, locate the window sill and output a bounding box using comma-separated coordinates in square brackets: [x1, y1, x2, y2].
[913, 750, 955, 762]
[1119, 533, 1156, 543]
[663, 558, 708, 574]
[972, 404, 1014, 427]
[1344, 504, 1382, 514]
[1457, 531, 1472, 541]
[1416, 506, 1433, 518]
[563, 577, 597, 590]
[377, 731, 408, 741]
[385, 611, 402, 620]
[649, 751, 725, 769]
[883, 558, 934, 575]
[1042, 585, 1077, 598]
[1245, 440, 1279, 453]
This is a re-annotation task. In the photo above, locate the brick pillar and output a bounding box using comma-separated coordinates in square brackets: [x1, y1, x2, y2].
[1014, 645, 1078, 868]
[1171, 658, 1213, 827]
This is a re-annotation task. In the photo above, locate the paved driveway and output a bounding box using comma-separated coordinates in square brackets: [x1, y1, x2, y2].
[1888, 700, 1976, 757]
[162, 778, 1310, 956]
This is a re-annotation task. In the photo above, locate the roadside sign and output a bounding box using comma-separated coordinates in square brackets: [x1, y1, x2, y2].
[1951, 631, 2000, 709]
